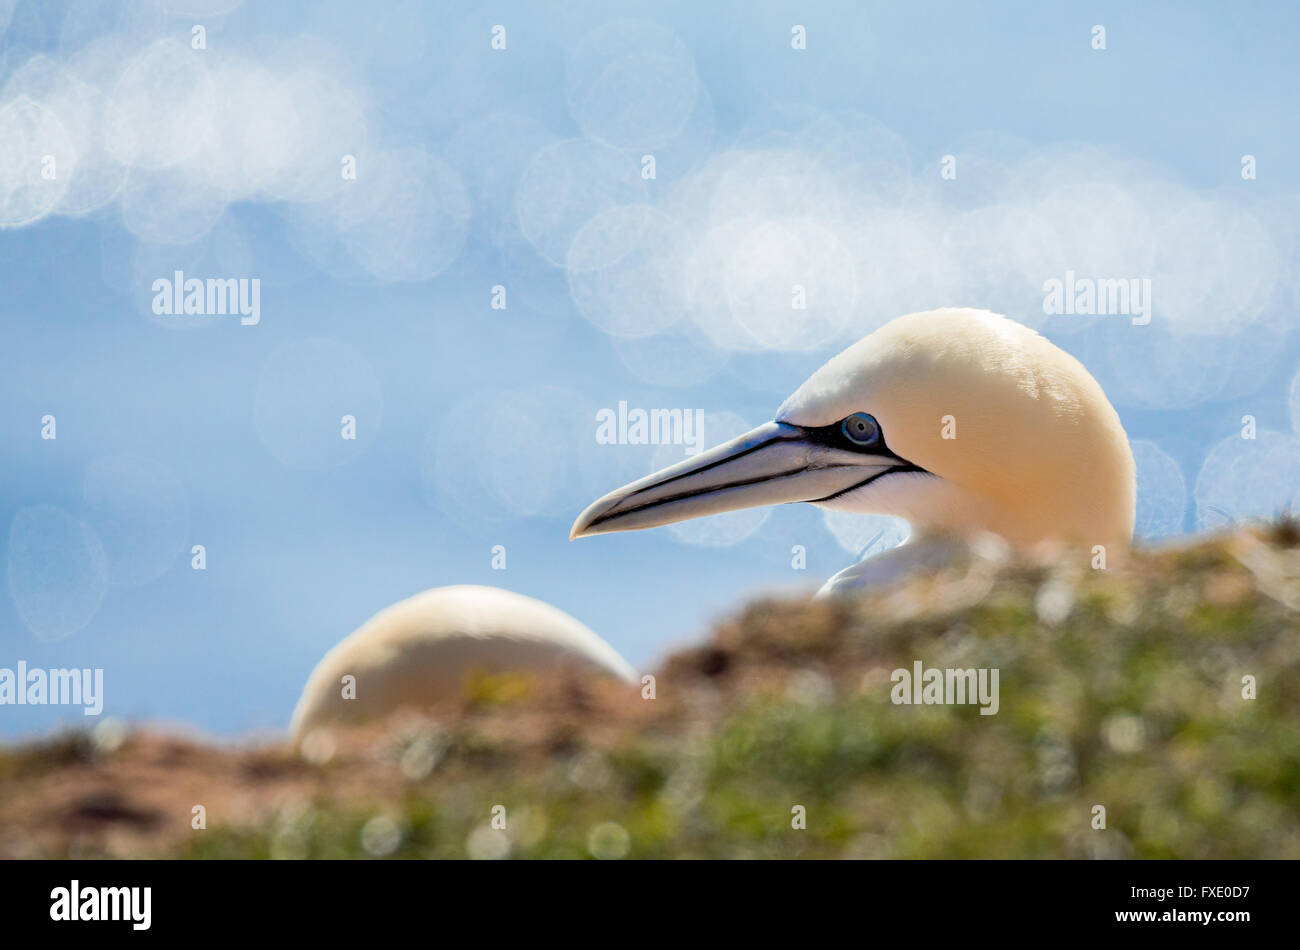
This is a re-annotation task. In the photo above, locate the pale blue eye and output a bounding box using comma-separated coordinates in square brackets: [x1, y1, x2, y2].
[841, 412, 880, 446]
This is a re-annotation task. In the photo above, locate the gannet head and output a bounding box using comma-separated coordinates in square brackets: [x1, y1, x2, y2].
[290, 585, 636, 741]
[571, 308, 1135, 551]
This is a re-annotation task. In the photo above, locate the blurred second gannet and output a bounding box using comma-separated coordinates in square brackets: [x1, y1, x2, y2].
[290, 585, 636, 741]
[571, 308, 1136, 594]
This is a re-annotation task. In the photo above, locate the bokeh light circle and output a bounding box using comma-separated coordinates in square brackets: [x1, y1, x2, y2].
[7, 504, 108, 642]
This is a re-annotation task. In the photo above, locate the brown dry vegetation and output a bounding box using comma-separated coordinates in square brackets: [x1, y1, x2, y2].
[2, 525, 1298, 859]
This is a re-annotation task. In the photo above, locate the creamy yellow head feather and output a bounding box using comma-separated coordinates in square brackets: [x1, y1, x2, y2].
[573, 307, 1135, 551]
[777, 308, 1136, 546]
[290, 585, 636, 740]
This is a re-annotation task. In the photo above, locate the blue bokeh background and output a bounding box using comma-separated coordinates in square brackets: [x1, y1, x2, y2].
[2, 0, 1298, 737]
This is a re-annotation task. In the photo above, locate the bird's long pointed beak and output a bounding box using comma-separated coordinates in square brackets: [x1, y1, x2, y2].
[570, 421, 897, 538]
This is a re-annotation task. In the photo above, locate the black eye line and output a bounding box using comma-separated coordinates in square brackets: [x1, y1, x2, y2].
[805, 462, 930, 504]
[800, 416, 894, 456]
[795, 416, 933, 477]
[795, 416, 934, 499]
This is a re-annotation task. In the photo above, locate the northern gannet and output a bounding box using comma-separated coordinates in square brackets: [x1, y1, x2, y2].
[290, 585, 637, 740]
[571, 308, 1136, 593]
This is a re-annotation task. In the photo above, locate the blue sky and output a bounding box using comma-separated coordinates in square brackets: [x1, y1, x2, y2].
[2, 0, 1299, 737]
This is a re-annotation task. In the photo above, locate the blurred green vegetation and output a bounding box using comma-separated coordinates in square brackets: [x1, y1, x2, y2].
[183, 527, 1300, 859]
[5, 526, 1298, 859]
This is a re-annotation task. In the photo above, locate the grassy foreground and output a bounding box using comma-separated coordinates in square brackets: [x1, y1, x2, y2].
[2, 525, 1298, 859]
